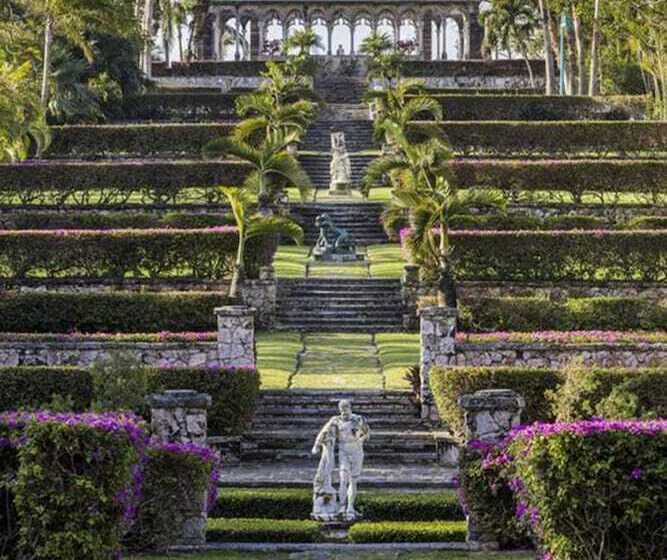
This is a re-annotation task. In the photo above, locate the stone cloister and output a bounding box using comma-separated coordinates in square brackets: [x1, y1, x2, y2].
[153, 0, 483, 62]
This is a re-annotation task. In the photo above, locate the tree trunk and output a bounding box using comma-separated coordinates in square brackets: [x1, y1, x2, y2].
[572, 7, 586, 95]
[229, 235, 246, 301]
[565, 22, 576, 95]
[141, 0, 154, 78]
[40, 15, 53, 107]
[537, 0, 556, 94]
[192, 0, 211, 60]
[589, 0, 601, 95]
[437, 260, 458, 309]
[521, 47, 536, 88]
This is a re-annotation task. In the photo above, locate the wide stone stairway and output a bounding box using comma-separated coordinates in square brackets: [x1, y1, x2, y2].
[276, 278, 404, 332]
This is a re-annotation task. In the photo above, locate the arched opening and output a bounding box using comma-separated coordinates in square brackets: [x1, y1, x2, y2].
[353, 18, 372, 55]
[376, 17, 395, 45]
[445, 17, 461, 60]
[311, 18, 329, 55]
[264, 17, 284, 57]
[332, 17, 351, 55]
[220, 17, 250, 61]
[286, 17, 306, 55]
[398, 18, 418, 55]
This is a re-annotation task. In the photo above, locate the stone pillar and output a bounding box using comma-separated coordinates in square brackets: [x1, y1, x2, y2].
[441, 16, 448, 59]
[401, 265, 420, 331]
[241, 266, 277, 329]
[419, 306, 457, 422]
[327, 23, 333, 55]
[467, 8, 484, 59]
[234, 9, 241, 60]
[350, 22, 355, 55]
[250, 18, 261, 59]
[459, 389, 525, 550]
[215, 305, 256, 368]
[421, 14, 432, 60]
[147, 390, 212, 545]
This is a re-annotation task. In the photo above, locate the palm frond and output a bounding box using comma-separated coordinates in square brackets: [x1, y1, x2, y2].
[248, 215, 304, 245]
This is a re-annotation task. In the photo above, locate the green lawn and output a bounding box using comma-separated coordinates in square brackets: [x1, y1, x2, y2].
[367, 244, 405, 279]
[375, 333, 420, 391]
[256, 332, 302, 390]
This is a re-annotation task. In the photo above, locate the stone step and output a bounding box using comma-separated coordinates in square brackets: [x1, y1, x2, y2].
[276, 302, 403, 312]
[253, 412, 418, 423]
[241, 449, 438, 464]
[255, 403, 416, 415]
[278, 279, 400, 286]
[273, 323, 404, 332]
[258, 390, 412, 401]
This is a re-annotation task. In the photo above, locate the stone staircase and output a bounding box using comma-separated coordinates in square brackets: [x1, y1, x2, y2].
[290, 202, 388, 245]
[242, 390, 442, 465]
[302, 120, 376, 152]
[315, 78, 368, 104]
[298, 154, 376, 189]
[276, 278, 404, 332]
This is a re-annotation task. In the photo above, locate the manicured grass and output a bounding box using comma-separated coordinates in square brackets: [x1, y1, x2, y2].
[212, 487, 463, 521]
[367, 244, 405, 279]
[256, 332, 302, 390]
[273, 245, 309, 278]
[376, 333, 420, 391]
[349, 520, 467, 543]
[308, 261, 370, 278]
[206, 518, 321, 543]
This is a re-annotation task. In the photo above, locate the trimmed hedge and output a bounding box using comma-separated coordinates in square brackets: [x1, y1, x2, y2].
[420, 95, 646, 121]
[410, 121, 667, 156]
[431, 366, 667, 441]
[405, 59, 546, 78]
[47, 123, 235, 158]
[0, 292, 227, 333]
[424, 230, 667, 282]
[121, 93, 239, 121]
[212, 488, 463, 521]
[147, 367, 260, 435]
[0, 212, 234, 230]
[0, 367, 93, 411]
[0, 228, 270, 280]
[0, 160, 250, 205]
[348, 520, 467, 543]
[206, 518, 321, 543]
[465, 297, 667, 332]
[152, 60, 269, 78]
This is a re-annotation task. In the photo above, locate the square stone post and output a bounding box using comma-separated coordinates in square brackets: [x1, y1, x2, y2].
[250, 18, 261, 59]
[401, 265, 420, 331]
[147, 390, 212, 546]
[419, 306, 457, 422]
[215, 305, 256, 368]
[422, 14, 433, 60]
[459, 389, 525, 550]
[241, 266, 277, 329]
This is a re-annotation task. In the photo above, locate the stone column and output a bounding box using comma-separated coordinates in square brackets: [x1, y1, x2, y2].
[421, 14, 432, 60]
[147, 390, 212, 546]
[350, 22, 356, 54]
[401, 265, 420, 331]
[234, 9, 241, 60]
[435, 20, 441, 60]
[215, 305, 256, 368]
[241, 266, 277, 329]
[327, 23, 333, 55]
[468, 8, 484, 59]
[419, 306, 458, 422]
[441, 16, 448, 60]
[250, 18, 261, 59]
[459, 389, 525, 550]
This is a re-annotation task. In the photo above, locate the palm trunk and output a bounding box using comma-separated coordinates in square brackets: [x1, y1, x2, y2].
[565, 24, 576, 95]
[437, 218, 457, 309]
[229, 232, 246, 300]
[537, 0, 556, 94]
[521, 46, 536, 88]
[589, 0, 601, 95]
[40, 15, 53, 107]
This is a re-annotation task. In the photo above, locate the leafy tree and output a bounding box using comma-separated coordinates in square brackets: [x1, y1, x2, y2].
[360, 32, 403, 83]
[222, 186, 303, 299]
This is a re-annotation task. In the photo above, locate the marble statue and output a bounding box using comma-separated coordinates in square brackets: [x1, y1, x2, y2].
[330, 131, 352, 195]
[311, 400, 370, 521]
[312, 213, 357, 262]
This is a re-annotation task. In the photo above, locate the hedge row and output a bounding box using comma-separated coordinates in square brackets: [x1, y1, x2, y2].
[0, 366, 260, 436]
[431, 366, 667, 441]
[0, 212, 234, 230]
[152, 60, 269, 77]
[0, 160, 250, 204]
[421, 95, 646, 121]
[0, 228, 271, 280]
[206, 518, 321, 543]
[0, 292, 227, 333]
[410, 121, 667, 156]
[405, 59, 546, 78]
[347, 521, 467, 543]
[419, 230, 667, 282]
[47, 123, 235, 158]
[212, 488, 463, 521]
[121, 93, 240, 121]
[464, 297, 667, 332]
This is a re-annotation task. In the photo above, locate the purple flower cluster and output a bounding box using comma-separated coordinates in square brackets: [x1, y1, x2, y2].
[0, 226, 239, 237]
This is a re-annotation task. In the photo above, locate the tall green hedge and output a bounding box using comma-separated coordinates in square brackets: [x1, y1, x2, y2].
[0, 228, 271, 280]
[0, 292, 227, 333]
[430, 366, 667, 442]
[0, 367, 93, 411]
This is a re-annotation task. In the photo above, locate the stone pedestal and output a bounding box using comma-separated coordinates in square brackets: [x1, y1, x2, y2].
[147, 389, 213, 546]
[312, 490, 339, 522]
[419, 306, 458, 422]
[401, 265, 420, 331]
[459, 389, 525, 550]
[241, 267, 277, 329]
[214, 305, 256, 369]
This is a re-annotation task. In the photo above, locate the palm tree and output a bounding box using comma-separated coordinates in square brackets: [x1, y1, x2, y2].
[283, 29, 323, 57]
[203, 129, 313, 211]
[222, 186, 304, 299]
[360, 32, 403, 83]
[481, 0, 539, 87]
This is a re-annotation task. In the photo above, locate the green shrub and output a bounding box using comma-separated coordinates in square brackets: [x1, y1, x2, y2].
[465, 297, 667, 332]
[47, 123, 235, 158]
[542, 215, 607, 230]
[0, 160, 249, 206]
[0, 228, 271, 280]
[625, 216, 667, 229]
[206, 518, 321, 543]
[147, 367, 260, 435]
[506, 422, 667, 559]
[348, 520, 467, 543]
[0, 292, 227, 333]
[0, 367, 93, 412]
[212, 488, 463, 521]
[121, 93, 239, 121]
[13, 415, 142, 559]
[90, 353, 148, 414]
[431, 366, 667, 442]
[0, 423, 19, 557]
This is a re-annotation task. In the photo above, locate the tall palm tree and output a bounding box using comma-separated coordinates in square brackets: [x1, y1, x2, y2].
[481, 0, 539, 87]
[222, 186, 303, 299]
[203, 129, 312, 211]
[360, 32, 403, 83]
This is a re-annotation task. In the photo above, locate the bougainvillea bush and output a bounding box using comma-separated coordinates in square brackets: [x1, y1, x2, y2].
[462, 420, 667, 559]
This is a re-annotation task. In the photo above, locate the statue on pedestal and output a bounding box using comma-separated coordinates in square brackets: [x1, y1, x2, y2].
[311, 400, 370, 521]
[329, 131, 352, 195]
[312, 213, 358, 262]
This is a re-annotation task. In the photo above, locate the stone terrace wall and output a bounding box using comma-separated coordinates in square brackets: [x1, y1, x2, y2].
[1, 340, 663, 369]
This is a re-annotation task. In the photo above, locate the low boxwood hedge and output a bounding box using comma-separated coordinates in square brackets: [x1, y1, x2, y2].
[212, 488, 463, 521]
[0, 367, 93, 412]
[147, 367, 260, 435]
[206, 518, 321, 543]
[0, 292, 227, 333]
[121, 93, 239, 121]
[152, 60, 269, 78]
[0, 228, 271, 281]
[431, 366, 667, 441]
[348, 520, 467, 543]
[406, 59, 545, 78]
